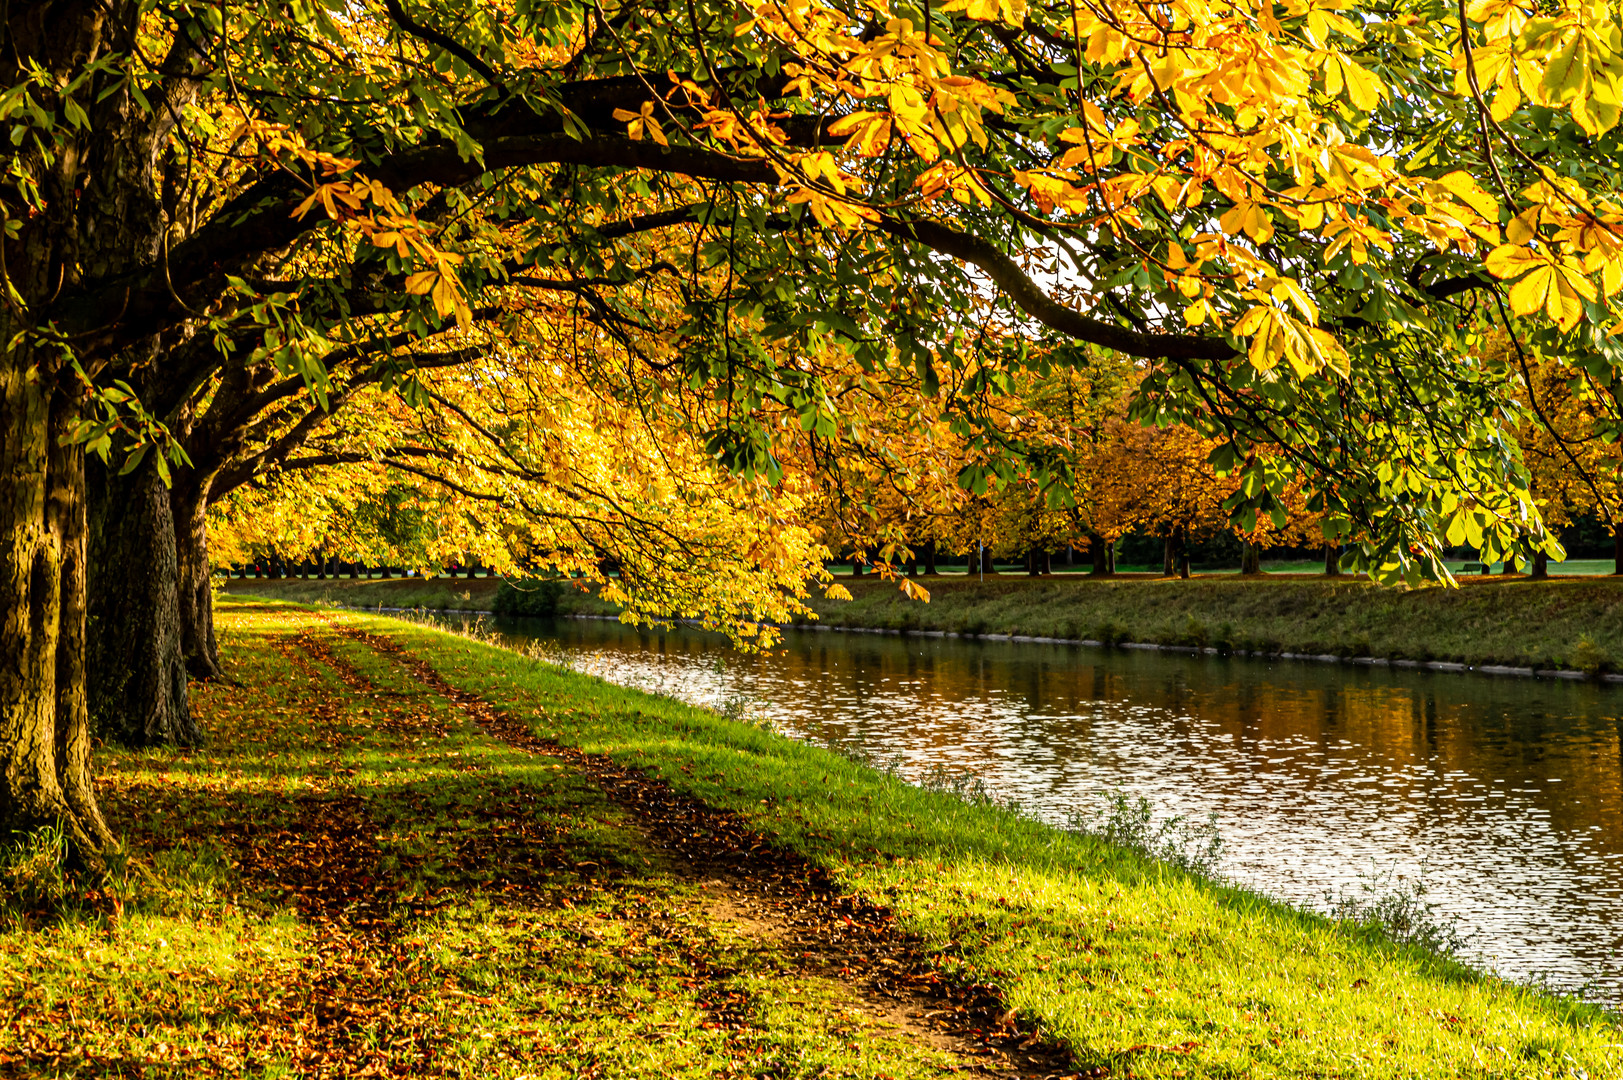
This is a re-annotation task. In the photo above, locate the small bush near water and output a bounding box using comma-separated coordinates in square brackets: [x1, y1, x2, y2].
[1326, 866, 1472, 958]
[1066, 790, 1225, 878]
[490, 576, 567, 617]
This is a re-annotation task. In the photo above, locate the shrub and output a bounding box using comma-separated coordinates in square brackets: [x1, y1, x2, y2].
[492, 577, 566, 617]
[1067, 791, 1224, 878]
[1569, 636, 1609, 676]
[1091, 620, 1127, 645]
[1180, 616, 1210, 649]
[1325, 867, 1469, 958]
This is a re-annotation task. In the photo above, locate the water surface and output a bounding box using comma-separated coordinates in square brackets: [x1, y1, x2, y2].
[477, 615, 1623, 1001]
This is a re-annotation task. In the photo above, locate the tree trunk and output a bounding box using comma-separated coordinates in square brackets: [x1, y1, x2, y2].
[923, 540, 938, 575]
[1162, 533, 1176, 576]
[1241, 541, 1262, 575]
[350, 562, 361, 579]
[1501, 554, 1518, 575]
[1178, 529, 1191, 579]
[173, 476, 223, 681]
[1530, 549, 1549, 580]
[86, 457, 200, 747]
[1088, 533, 1108, 576]
[980, 545, 997, 576]
[1, 373, 115, 858]
[1324, 543, 1341, 577]
[1107, 541, 1116, 574]
[850, 548, 864, 576]
[1614, 526, 1622, 575]
[1027, 546, 1042, 577]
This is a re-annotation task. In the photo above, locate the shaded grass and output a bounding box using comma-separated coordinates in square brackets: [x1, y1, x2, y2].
[803, 575, 1623, 671]
[339, 601, 1623, 1079]
[0, 601, 966, 1078]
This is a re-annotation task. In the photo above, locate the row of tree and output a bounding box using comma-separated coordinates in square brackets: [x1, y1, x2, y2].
[11, 0, 1623, 866]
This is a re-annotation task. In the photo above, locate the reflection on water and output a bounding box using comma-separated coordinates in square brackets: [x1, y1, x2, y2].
[481, 615, 1623, 1000]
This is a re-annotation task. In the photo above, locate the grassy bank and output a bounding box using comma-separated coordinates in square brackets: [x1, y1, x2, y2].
[231, 571, 1623, 674]
[802, 574, 1623, 673]
[5, 598, 1614, 1077]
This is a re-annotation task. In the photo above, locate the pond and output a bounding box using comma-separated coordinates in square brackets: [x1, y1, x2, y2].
[472, 614, 1623, 1002]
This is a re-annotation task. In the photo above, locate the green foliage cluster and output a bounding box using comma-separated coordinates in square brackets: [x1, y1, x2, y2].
[489, 578, 568, 618]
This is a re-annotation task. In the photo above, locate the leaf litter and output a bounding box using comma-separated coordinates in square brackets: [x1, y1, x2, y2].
[0, 604, 1090, 1079]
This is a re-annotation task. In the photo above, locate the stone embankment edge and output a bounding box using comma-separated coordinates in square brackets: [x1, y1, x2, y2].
[323, 604, 1618, 684]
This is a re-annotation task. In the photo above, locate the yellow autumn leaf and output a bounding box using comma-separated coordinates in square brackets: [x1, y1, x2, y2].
[1484, 243, 1549, 280]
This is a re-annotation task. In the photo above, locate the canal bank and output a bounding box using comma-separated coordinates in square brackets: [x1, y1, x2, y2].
[229, 572, 1623, 679]
[209, 601, 1623, 1073]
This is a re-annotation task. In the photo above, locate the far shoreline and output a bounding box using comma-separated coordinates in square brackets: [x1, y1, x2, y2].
[225, 572, 1623, 684]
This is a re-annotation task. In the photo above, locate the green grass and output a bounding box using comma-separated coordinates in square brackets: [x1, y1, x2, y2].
[340, 602, 1619, 1078]
[235, 564, 1623, 673]
[801, 574, 1623, 671]
[15, 598, 1613, 1076]
[0, 602, 965, 1078]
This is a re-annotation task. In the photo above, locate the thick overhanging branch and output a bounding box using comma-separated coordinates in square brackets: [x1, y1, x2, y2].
[56, 136, 775, 356]
[873, 217, 1237, 362]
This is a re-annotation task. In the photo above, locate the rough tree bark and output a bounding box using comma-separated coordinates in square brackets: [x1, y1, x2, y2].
[173, 474, 223, 681]
[1530, 549, 1549, 580]
[86, 458, 201, 747]
[0, 0, 208, 848]
[0, 369, 117, 854]
[1241, 541, 1262, 575]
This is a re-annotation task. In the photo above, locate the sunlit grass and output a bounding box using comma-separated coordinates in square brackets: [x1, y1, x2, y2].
[0, 600, 975, 1078]
[808, 574, 1623, 671]
[351, 602, 1623, 1079]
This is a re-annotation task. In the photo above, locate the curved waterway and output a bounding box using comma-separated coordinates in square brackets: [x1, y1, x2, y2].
[475, 614, 1623, 1001]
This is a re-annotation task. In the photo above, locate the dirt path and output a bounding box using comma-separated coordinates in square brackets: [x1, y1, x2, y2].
[319, 617, 1084, 1080]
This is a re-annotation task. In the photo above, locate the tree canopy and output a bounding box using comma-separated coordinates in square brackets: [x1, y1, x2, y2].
[10, 0, 1623, 849]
